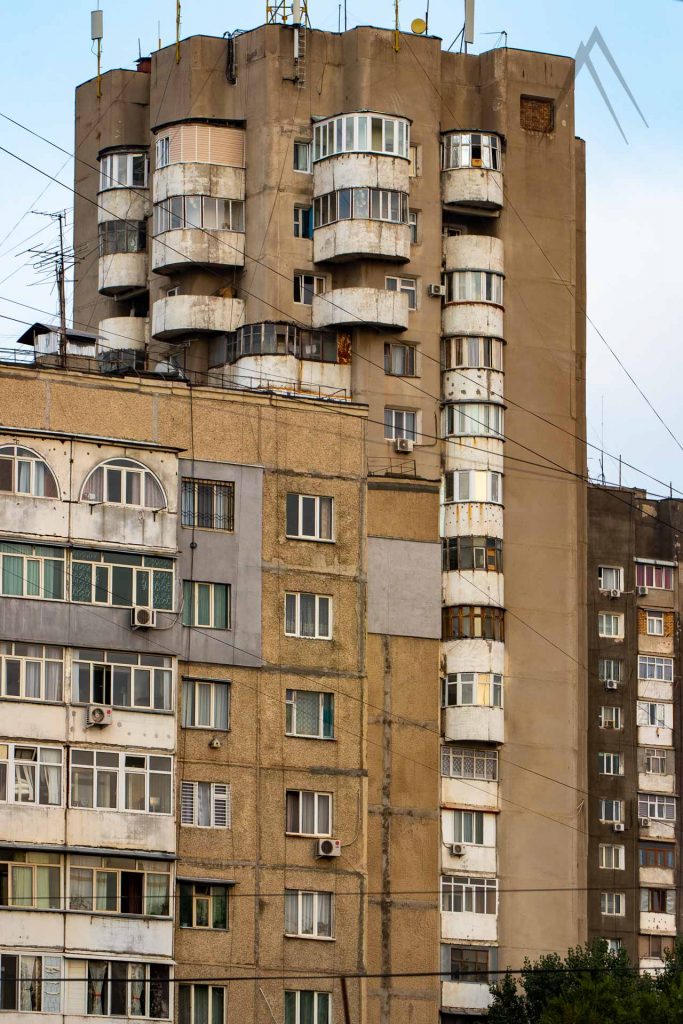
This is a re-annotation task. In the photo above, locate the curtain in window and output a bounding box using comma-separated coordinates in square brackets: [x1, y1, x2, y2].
[322, 694, 333, 738]
[85, 467, 104, 502]
[19, 955, 40, 1011]
[24, 661, 41, 698]
[36, 865, 59, 909]
[301, 892, 314, 934]
[285, 594, 297, 634]
[301, 792, 315, 835]
[213, 684, 228, 729]
[146, 873, 169, 916]
[130, 962, 145, 1017]
[11, 865, 33, 907]
[125, 771, 146, 811]
[182, 682, 194, 727]
[194, 984, 209, 1024]
[286, 792, 300, 833]
[88, 961, 107, 1015]
[318, 796, 330, 835]
[2, 555, 24, 596]
[284, 991, 297, 1024]
[213, 585, 228, 629]
[16, 462, 31, 494]
[284, 892, 298, 933]
[197, 584, 211, 626]
[300, 594, 315, 637]
[197, 683, 212, 726]
[126, 472, 141, 506]
[299, 992, 315, 1024]
[96, 872, 117, 912]
[211, 988, 224, 1024]
[145, 474, 164, 509]
[45, 662, 62, 701]
[296, 692, 319, 735]
[70, 867, 93, 910]
[40, 761, 61, 804]
[197, 782, 211, 826]
[317, 894, 331, 936]
[15, 762, 35, 802]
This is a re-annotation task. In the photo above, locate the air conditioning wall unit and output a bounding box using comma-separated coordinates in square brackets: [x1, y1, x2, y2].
[638, 817, 650, 827]
[394, 437, 414, 454]
[612, 822, 625, 833]
[637, 586, 648, 596]
[131, 606, 158, 629]
[450, 843, 465, 857]
[609, 589, 621, 599]
[605, 679, 618, 691]
[316, 838, 341, 858]
[86, 705, 113, 727]
[428, 283, 446, 297]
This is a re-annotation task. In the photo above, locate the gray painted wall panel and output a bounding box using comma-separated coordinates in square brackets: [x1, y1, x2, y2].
[367, 537, 441, 638]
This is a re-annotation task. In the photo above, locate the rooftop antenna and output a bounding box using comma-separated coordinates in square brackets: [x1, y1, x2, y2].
[600, 395, 606, 485]
[393, 0, 400, 52]
[175, 0, 181, 63]
[463, 0, 474, 52]
[158, 20, 162, 49]
[30, 211, 75, 368]
[90, 7, 104, 98]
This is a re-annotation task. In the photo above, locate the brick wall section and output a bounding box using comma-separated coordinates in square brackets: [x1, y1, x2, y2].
[520, 96, 554, 132]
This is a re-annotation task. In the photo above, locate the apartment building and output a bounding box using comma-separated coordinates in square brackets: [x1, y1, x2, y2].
[588, 485, 682, 970]
[0, 14, 586, 1024]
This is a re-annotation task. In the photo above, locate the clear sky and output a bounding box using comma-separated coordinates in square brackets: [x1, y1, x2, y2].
[0, 0, 680, 494]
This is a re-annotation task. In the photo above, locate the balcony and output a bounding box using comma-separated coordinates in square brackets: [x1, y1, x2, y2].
[442, 503, 504, 540]
[98, 188, 149, 223]
[312, 287, 409, 331]
[98, 252, 148, 296]
[443, 571, 504, 607]
[64, 912, 173, 957]
[442, 366, 504, 404]
[441, 131, 503, 211]
[442, 909, 497, 943]
[154, 163, 245, 202]
[313, 220, 410, 263]
[152, 228, 245, 274]
[152, 294, 245, 339]
[98, 316, 148, 352]
[441, 980, 493, 1014]
[442, 778, 499, 811]
[441, 638, 504, 676]
[640, 912, 676, 936]
[442, 841, 496, 876]
[443, 235, 504, 275]
[312, 112, 411, 192]
[443, 705, 504, 744]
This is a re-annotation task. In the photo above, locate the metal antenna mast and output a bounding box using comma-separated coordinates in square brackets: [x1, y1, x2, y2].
[29, 211, 76, 368]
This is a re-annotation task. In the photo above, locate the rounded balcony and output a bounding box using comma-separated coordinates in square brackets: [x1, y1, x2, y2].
[443, 570, 504, 607]
[312, 112, 411, 192]
[441, 335, 505, 403]
[152, 294, 245, 340]
[98, 253, 148, 296]
[98, 189, 149, 223]
[442, 501, 504, 540]
[443, 235, 504, 274]
[443, 704, 504, 744]
[153, 163, 245, 203]
[442, 401, 505, 467]
[442, 235, 505, 335]
[312, 287, 409, 331]
[314, 218, 411, 263]
[98, 316, 148, 352]
[152, 228, 245, 274]
[97, 149, 149, 222]
[441, 131, 503, 211]
[443, 442, 504, 477]
[441, 637, 504, 677]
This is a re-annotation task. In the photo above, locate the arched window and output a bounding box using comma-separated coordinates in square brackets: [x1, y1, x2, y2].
[0, 445, 58, 498]
[81, 459, 166, 509]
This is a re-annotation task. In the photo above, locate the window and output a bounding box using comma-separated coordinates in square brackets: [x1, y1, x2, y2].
[285, 991, 331, 1024]
[82, 459, 165, 509]
[294, 205, 313, 238]
[293, 274, 325, 305]
[226, 323, 338, 364]
[639, 844, 675, 869]
[0, 642, 63, 702]
[408, 144, 419, 176]
[445, 271, 504, 305]
[179, 881, 228, 929]
[385, 275, 417, 309]
[639, 934, 674, 960]
[644, 748, 668, 774]
[441, 746, 498, 781]
[0, 445, 58, 498]
[445, 403, 504, 438]
[636, 701, 669, 728]
[86, 960, 169, 1018]
[598, 844, 624, 870]
[155, 135, 170, 168]
[71, 550, 173, 610]
[600, 892, 625, 916]
[285, 593, 332, 639]
[598, 752, 623, 776]
[98, 220, 147, 256]
[444, 945, 491, 983]
[520, 96, 554, 133]
[285, 889, 333, 938]
[646, 610, 664, 636]
[638, 656, 673, 682]
[598, 658, 623, 683]
[70, 750, 172, 814]
[441, 876, 497, 914]
[636, 562, 674, 591]
[0, 952, 62, 1012]
[640, 888, 675, 914]
[441, 132, 501, 171]
[293, 141, 311, 172]
[286, 790, 332, 836]
[69, 856, 170, 916]
[599, 706, 622, 730]
[153, 195, 245, 233]
[442, 536, 503, 573]
[598, 566, 623, 592]
[182, 582, 230, 629]
[73, 649, 172, 712]
[312, 113, 410, 161]
[0, 849, 61, 908]
[384, 342, 416, 377]
[179, 984, 225, 1024]
[313, 188, 409, 227]
[605, 938, 622, 954]
[384, 407, 417, 442]
[99, 150, 148, 190]
[598, 613, 622, 638]
[599, 799, 623, 823]
[442, 606, 505, 642]
[442, 673, 503, 709]
[408, 210, 419, 243]
[452, 810, 485, 845]
[0, 542, 65, 600]
[0, 743, 62, 806]
[442, 336, 504, 372]
[286, 494, 333, 541]
[181, 479, 235, 531]
[444, 470, 503, 504]
[286, 690, 334, 739]
[638, 794, 675, 821]
[182, 679, 229, 730]
[180, 781, 231, 828]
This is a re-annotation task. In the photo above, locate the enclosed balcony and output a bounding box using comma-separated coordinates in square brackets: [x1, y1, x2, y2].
[313, 112, 411, 195]
[442, 670, 504, 744]
[313, 187, 410, 262]
[441, 334, 505, 403]
[640, 912, 676, 936]
[312, 287, 409, 331]
[152, 294, 245, 339]
[443, 570, 504, 607]
[441, 131, 504, 211]
[442, 235, 505, 337]
[98, 149, 149, 223]
[443, 704, 504, 745]
[152, 195, 245, 274]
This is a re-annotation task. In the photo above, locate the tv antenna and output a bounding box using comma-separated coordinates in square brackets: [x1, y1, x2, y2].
[91, 7, 104, 98]
[28, 211, 76, 368]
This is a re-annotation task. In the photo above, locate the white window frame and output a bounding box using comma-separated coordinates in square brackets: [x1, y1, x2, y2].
[0, 743, 63, 806]
[645, 747, 668, 774]
[0, 952, 62, 1013]
[68, 855, 171, 916]
[284, 889, 334, 938]
[179, 983, 225, 1024]
[293, 141, 311, 172]
[442, 672, 503, 709]
[285, 689, 334, 739]
[599, 706, 622, 730]
[445, 402, 504, 438]
[440, 746, 498, 781]
[155, 136, 170, 169]
[285, 991, 331, 1024]
[600, 892, 625, 916]
[598, 566, 623, 592]
[408, 209, 419, 244]
[73, 649, 173, 712]
[285, 790, 332, 837]
[440, 875, 497, 915]
[312, 113, 410, 162]
[181, 679, 230, 730]
[605, 938, 622, 953]
[446, 270, 503, 305]
[293, 273, 325, 305]
[598, 612, 623, 639]
[638, 793, 675, 821]
[69, 750, 173, 815]
[180, 781, 231, 828]
[636, 562, 674, 591]
[0, 542, 66, 601]
[599, 799, 623, 823]
[638, 656, 673, 682]
[0, 444, 59, 498]
[636, 701, 669, 728]
[285, 494, 334, 542]
[441, 131, 501, 171]
[598, 752, 623, 776]
[452, 809, 486, 845]
[598, 844, 625, 870]
[284, 592, 332, 639]
[293, 204, 313, 238]
[598, 658, 622, 683]
[385, 275, 417, 310]
[444, 469, 502, 504]
[646, 610, 665, 636]
[99, 150, 149, 190]
[0, 642, 64, 702]
[384, 407, 417, 441]
[443, 336, 504, 372]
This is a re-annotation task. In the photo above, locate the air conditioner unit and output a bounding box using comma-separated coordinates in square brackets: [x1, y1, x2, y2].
[612, 822, 625, 833]
[394, 437, 414, 454]
[638, 817, 650, 828]
[609, 589, 621, 599]
[428, 283, 446, 297]
[637, 586, 648, 596]
[316, 838, 341, 858]
[450, 843, 465, 857]
[86, 705, 113, 727]
[604, 679, 618, 691]
[131, 606, 158, 629]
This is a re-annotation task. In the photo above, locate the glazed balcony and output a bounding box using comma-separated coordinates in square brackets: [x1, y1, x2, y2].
[312, 112, 411, 194]
[152, 294, 245, 339]
[441, 131, 504, 211]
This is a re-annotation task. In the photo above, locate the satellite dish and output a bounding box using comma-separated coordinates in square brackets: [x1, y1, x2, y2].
[411, 17, 427, 34]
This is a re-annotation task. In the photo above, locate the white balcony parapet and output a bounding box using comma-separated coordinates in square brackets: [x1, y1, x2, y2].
[313, 220, 410, 264]
[152, 295, 245, 339]
[98, 253, 148, 296]
[312, 287, 409, 331]
[443, 705, 504, 744]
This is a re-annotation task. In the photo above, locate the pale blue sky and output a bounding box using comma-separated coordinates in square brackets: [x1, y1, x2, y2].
[0, 0, 680, 492]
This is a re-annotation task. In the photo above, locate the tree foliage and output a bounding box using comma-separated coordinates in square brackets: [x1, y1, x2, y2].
[487, 939, 683, 1024]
